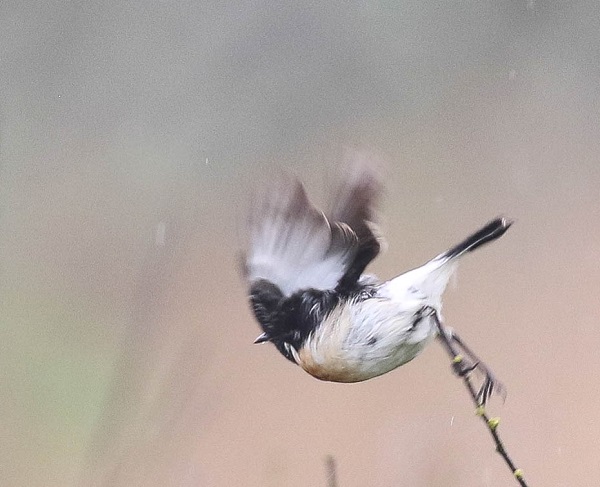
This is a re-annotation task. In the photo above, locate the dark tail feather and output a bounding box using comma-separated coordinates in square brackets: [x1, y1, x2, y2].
[443, 217, 513, 260]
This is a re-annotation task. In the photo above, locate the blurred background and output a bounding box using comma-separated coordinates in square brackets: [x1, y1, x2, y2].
[1, 1, 599, 486]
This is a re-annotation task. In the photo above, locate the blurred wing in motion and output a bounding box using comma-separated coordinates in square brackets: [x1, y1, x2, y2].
[241, 175, 359, 297]
[329, 151, 384, 292]
[241, 154, 383, 298]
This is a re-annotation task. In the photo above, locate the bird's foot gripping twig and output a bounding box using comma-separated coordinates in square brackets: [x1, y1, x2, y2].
[446, 330, 506, 407]
[424, 305, 503, 407]
[430, 310, 530, 487]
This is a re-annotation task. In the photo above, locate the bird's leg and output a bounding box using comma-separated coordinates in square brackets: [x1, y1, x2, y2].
[427, 308, 505, 406]
[449, 331, 506, 405]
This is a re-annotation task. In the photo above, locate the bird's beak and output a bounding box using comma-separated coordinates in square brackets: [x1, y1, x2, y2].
[253, 332, 271, 344]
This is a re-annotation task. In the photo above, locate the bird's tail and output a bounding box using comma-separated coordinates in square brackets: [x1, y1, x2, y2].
[381, 217, 512, 306]
[440, 217, 512, 261]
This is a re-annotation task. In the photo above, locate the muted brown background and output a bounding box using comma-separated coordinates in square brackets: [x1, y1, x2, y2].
[1, 1, 600, 486]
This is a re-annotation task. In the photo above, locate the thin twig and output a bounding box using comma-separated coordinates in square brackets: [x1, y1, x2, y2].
[433, 313, 529, 487]
[325, 455, 338, 487]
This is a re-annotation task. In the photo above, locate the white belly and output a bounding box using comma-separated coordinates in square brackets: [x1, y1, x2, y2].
[296, 298, 438, 383]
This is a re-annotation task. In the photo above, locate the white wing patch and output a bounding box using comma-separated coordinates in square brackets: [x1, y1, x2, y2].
[242, 176, 359, 296]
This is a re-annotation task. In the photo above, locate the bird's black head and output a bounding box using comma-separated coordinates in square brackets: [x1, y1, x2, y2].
[249, 279, 339, 363]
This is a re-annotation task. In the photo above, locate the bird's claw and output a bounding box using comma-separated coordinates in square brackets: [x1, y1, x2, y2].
[476, 372, 507, 406]
[431, 311, 506, 407]
[451, 355, 505, 406]
[453, 360, 479, 377]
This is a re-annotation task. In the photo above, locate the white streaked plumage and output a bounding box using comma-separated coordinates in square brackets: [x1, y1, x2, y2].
[243, 176, 357, 296]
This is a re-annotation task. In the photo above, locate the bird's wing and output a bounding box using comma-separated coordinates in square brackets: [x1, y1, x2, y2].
[328, 151, 384, 291]
[241, 175, 359, 296]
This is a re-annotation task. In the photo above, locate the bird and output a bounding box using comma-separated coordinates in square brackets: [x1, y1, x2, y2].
[240, 154, 512, 403]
